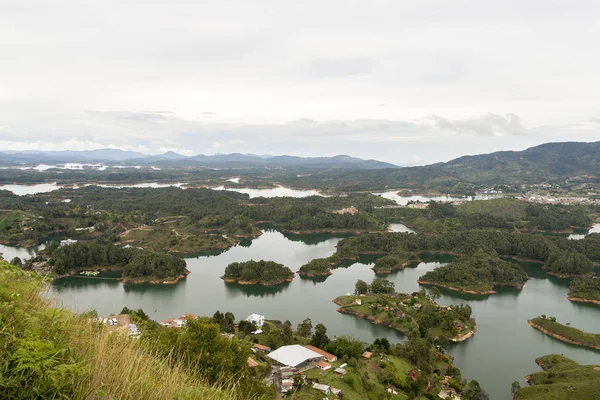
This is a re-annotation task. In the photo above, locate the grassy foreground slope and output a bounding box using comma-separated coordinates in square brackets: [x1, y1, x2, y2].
[518, 355, 600, 400]
[0, 260, 239, 400]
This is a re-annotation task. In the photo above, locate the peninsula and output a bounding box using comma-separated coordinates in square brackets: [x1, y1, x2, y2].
[333, 279, 476, 342]
[528, 317, 600, 350]
[221, 260, 294, 286]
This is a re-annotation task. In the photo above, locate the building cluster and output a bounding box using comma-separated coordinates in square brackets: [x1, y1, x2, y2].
[160, 314, 198, 328]
[332, 206, 358, 215]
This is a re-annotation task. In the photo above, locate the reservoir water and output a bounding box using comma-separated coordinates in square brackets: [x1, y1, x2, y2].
[45, 225, 600, 400]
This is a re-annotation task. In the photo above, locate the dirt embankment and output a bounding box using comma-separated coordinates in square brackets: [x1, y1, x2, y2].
[568, 297, 600, 306]
[220, 274, 295, 286]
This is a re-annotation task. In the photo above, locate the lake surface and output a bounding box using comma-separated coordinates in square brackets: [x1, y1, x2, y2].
[374, 191, 466, 205]
[0, 182, 62, 195]
[210, 185, 324, 198]
[46, 227, 600, 399]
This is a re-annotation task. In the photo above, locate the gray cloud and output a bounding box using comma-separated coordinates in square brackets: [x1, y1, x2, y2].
[0, 1, 598, 164]
[430, 114, 525, 136]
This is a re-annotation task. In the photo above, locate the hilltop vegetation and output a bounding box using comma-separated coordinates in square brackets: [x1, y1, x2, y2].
[375, 199, 593, 234]
[48, 241, 188, 282]
[0, 260, 247, 400]
[335, 281, 476, 340]
[517, 355, 600, 400]
[418, 250, 529, 294]
[568, 277, 600, 303]
[297, 258, 332, 276]
[528, 316, 600, 350]
[222, 260, 294, 285]
[0, 187, 392, 253]
[330, 229, 600, 279]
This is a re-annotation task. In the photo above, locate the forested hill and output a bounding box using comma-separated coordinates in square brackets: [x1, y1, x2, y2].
[281, 141, 600, 191]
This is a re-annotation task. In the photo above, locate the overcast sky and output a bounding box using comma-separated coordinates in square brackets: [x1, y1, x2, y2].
[1, 0, 599, 165]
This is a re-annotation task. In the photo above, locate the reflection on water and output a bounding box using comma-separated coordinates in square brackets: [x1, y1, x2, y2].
[224, 281, 292, 298]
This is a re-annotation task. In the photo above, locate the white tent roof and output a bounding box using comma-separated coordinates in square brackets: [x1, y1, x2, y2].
[267, 344, 322, 367]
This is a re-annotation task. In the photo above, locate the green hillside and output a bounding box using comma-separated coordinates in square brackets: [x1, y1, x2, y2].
[0, 260, 247, 400]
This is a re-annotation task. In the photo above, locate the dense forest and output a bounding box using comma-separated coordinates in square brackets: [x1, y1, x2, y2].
[0, 187, 391, 251]
[297, 258, 332, 276]
[375, 198, 594, 234]
[568, 277, 600, 302]
[222, 260, 294, 285]
[331, 230, 600, 278]
[418, 250, 529, 293]
[543, 251, 595, 277]
[48, 241, 187, 280]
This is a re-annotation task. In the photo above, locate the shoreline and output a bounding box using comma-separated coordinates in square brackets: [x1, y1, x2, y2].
[528, 320, 600, 350]
[567, 296, 600, 306]
[297, 271, 332, 277]
[220, 274, 295, 286]
[120, 269, 190, 285]
[416, 280, 497, 295]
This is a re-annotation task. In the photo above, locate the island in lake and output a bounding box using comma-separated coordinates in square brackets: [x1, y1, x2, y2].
[221, 260, 294, 286]
[333, 279, 476, 342]
[568, 277, 600, 305]
[417, 250, 529, 295]
[528, 316, 600, 350]
[297, 258, 332, 277]
[518, 354, 600, 400]
[372, 253, 418, 274]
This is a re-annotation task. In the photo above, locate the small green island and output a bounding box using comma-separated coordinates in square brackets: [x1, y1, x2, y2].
[568, 277, 600, 305]
[417, 250, 529, 295]
[221, 260, 294, 286]
[297, 258, 332, 277]
[372, 253, 418, 274]
[542, 251, 595, 278]
[517, 354, 600, 400]
[528, 316, 600, 350]
[49, 241, 189, 284]
[333, 279, 477, 342]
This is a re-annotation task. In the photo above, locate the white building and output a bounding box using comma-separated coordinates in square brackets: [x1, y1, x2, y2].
[267, 344, 323, 368]
[60, 239, 78, 246]
[246, 313, 265, 327]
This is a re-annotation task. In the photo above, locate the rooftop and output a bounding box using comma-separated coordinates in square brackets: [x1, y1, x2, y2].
[304, 345, 337, 361]
[267, 344, 322, 367]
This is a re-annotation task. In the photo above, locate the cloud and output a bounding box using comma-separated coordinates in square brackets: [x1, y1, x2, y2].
[309, 57, 373, 78]
[430, 113, 525, 136]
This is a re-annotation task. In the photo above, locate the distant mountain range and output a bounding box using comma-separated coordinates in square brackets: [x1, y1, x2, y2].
[315, 141, 600, 190]
[0, 149, 397, 170]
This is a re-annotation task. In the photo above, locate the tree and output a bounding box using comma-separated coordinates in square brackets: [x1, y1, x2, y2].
[355, 279, 368, 295]
[297, 318, 313, 337]
[427, 286, 441, 301]
[463, 380, 490, 400]
[511, 381, 521, 399]
[282, 320, 293, 345]
[221, 312, 235, 333]
[10, 257, 22, 267]
[311, 323, 330, 349]
[370, 278, 395, 294]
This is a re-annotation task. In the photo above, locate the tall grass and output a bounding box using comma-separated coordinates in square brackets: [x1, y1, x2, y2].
[0, 261, 241, 399]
